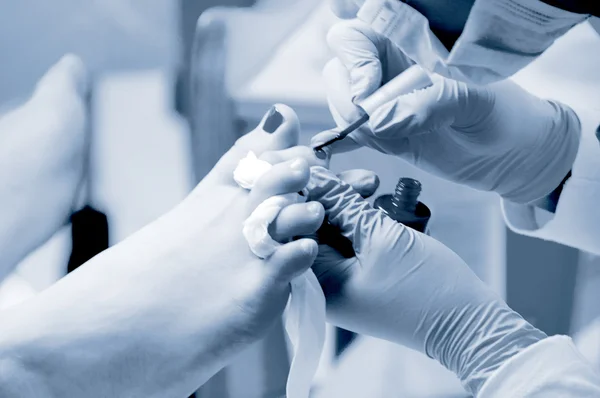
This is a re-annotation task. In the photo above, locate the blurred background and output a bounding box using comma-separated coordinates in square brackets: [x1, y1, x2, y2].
[1, 1, 600, 397]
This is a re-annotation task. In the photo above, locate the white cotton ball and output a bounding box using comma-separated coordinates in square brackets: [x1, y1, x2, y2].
[233, 151, 273, 189]
[242, 194, 302, 259]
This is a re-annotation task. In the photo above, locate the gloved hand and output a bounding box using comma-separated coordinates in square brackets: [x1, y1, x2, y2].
[0, 54, 89, 278]
[314, 20, 581, 204]
[328, 0, 365, 20]
[304, 166, 547, 396]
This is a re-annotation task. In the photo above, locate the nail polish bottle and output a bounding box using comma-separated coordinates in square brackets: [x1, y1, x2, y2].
[374, 177, 431, 234]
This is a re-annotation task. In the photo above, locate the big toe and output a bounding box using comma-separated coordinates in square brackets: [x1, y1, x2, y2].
[34, 54, 89, 101]
[235, 104, 300, 156]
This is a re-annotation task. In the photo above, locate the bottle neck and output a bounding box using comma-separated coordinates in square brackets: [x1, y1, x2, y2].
[391, 178, 421, 214]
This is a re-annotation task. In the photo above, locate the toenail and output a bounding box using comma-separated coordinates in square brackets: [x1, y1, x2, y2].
[262, 106, 284, 134]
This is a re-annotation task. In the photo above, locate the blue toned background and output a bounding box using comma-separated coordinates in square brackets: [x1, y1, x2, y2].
[1, 1, 599, 397]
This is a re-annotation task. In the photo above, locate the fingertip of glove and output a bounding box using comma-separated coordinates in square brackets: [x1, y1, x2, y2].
[328, 0, 361, 19]
[306, 165, 340, 194]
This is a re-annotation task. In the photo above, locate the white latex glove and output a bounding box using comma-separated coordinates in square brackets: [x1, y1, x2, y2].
[0, 54, 89, 279]
[328, 0, 364, 20]
[0, 106, 325, 398]
[305, 166, 547, 396]
[314, 21, 581, 204]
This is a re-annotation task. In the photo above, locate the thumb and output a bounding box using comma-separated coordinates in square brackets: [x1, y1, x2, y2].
[326, 20, 384, 103]
[33, 54, 89, 101]
[369, 76, 460, 139]
[267, 238, 319, 283]
[323, 57, 367, 129]
[307, 166, 395, 257]
[327, 19, 414, 103]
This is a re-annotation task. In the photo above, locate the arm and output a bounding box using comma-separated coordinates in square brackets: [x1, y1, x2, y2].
[479, 336, 600, 397]
[303, 166, 600, 396]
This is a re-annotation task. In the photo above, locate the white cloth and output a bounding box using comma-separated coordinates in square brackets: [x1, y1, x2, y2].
[479, 336, 600, 397]
[233, 151, 326, 398]
[357, 0, 588, 85]
[502, 107, 600, 255]
[243, 193, 304, 258]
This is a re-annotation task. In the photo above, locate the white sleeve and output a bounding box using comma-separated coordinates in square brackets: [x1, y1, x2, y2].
[589, 17, 600, 36]
[479, 336, 600, 397]
[502, 107, 600, 255]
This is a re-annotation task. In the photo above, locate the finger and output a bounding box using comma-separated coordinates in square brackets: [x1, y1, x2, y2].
[308, 170, 380, 261]
[369, 76, 457, 139]
[380, 35, 415, 85]
[308, 166, 399, 255]
[267, 238, 319, 283]
[269, 202, 324, 242]
[310, 129, 362, 155]
[327, 20, 385, 102]
[327, 20, 413, 99]
[209, 104, 300, 183]
[322, 59, 377, 150]
[337, 169, 379, 198]
[311, 245, 355, 293]
[328, 0, 364, 19]
[323, 58, 368, 127]
[259, 147, 380, 199]
[259, 146, 329, 169]
[311, 169, 380, 260]
[248, 158, 310, 211]
[33, 54, 89, 101]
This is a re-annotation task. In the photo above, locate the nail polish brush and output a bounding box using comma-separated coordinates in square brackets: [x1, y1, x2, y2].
[313, 64, 433, 151]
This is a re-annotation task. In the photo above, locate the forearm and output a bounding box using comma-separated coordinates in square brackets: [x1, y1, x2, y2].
[0, 212, 239, 397]
[453, 307, 547, 395]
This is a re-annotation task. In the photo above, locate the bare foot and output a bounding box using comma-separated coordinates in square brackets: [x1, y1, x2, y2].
[0, 55, 89, 278]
